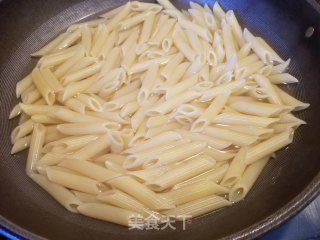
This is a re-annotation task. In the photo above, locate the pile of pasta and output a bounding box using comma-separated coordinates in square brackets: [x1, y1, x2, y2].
[9, 0, 309, 226]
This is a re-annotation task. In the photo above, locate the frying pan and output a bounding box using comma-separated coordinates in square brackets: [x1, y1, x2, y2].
[0, 0, 320, 239]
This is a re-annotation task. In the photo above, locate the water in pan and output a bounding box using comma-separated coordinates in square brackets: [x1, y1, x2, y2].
[0, 0, 319, 240]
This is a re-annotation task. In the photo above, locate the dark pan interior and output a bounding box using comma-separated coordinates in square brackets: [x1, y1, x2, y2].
[0, 0, 320, 239]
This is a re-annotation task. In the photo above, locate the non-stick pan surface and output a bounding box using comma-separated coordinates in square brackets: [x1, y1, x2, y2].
[0, 0, 320, 239]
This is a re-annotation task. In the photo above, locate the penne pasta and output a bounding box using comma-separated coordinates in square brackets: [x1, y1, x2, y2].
[143, 141, 207, 168]
[31, 174, 82, 213]
[205, 126, 258, 147]
[10, 1, 310, 226]
[229, 157, 269, 202]
[160, 180, 229, 205]
[163, 195, 231, 218]
[26, 123, 46, 176]
[146, 155, 215, 191]
[108, 176, 175, 210]
[245, 130, 293, 164]
[77, 203, 141, 226]
[46, 166, 109, 195]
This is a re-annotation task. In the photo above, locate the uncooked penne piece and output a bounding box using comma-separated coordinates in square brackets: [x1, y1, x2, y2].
[105, 2, 131, 31]
[204, 148, 235, 162]
[120, 101, 140, 118]
[165, 62, 190, 86]
[164, 74, 199, 100]
[225, 10, 245, 47]
[221, 147, 248, 186]
[269, 73, 299, 84]
[31, 115, 63, 124]
[38, 45, 80, 68]
[243, 29, 284, 64]
[160, 180, 229, 205]
[178, 16, 212, 42]
[9, 104, 22, 119]
[100, 4, 124, 18]
[149, 18, 176, 46]
[272, 59, 291, 74]
[54, 49, 85, 79]
[62, 62, 102, 85]
[229, 157, 269, 202]
[191, 91, 230, 132]
[213, 2, 226, 20]
[90, 25, 110, 57]
[161, 52, 185, 79]
[199, 79, 245, 102]
[108, 131, 125, 153]
[11, 119, 34, 143]
[172, 26, 196, 62]
[78, 203, 140, 226]
[118, 11, 150, 30]
[245, 130, 293, 164]
[273, 85, 310, 111]
[64, 98, 86, 114]
[222, 23, 237, 60]
[145, 155, 215, 191]
[16, 74, 32, 98]
[71, 191, 100, 203]
[94, 153, 126, 165]
[31, 68, 55, 105]
[107, 176, 174, 210]
[143, 141, 207, 168]
[146, 91, 200, 116]
[58, 158, 120, 181]
[145, 122, 184, 141]
[11, 135, 31, 154]
[104, 90, 138, 111]
[137, 64, 159, 104]
[31, 33, 70, 57]
[174, 163, 229, 188]
[76, 93, 103, 112]
[252, 74, 283, 105]
[163, 195, 231, 218]
[218, 125, 274, 139]
[60, 74, 98, 101]
[125, 131, 182, 154]
[56, 28, 81, 50]
[212, 112, 280, 127]
[205, 126, 258, 147]
[229, 101, 289, 117]
[42, 135, 99, 153]
[177, 129, 232, 150]
[97, 189, 157, 218]
[46, 166, 109, 195]
[38, 152, 76, 166]
[128, 55, 173, 74]
[44, 126, 67, 144]
[81, 26, 92, 56]
[39, 68, 63, 92]
[21, 87, 42, 104]
[26, 123, 46, 176]
[99, 31, 117, 60]
[131, 1, 162, 12]
[73, 134, 111, 160]
[49, 108, 102, 123]
[31, 174, 82, 213]
[131, 95, 159, 132]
